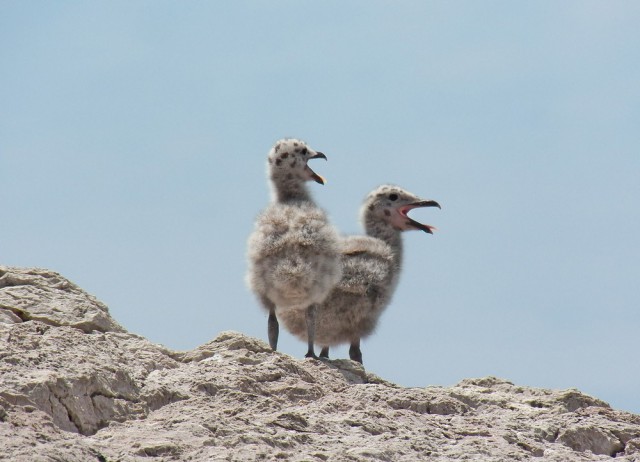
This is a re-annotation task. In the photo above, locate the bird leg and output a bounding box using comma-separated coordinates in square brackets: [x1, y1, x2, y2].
[319, 346, 330, 359]
[304, 304, 319, 359]
[261, 296, 279, 351]
[349, 339, 363, 364]
[268, 309, 279, 351]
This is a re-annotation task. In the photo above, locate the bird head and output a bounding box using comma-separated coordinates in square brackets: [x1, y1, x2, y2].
[267, 138, 327, 185]
[361, 185, 441, 234]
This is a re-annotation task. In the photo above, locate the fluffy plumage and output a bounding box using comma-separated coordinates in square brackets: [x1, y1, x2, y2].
[278, 185, 440, 363]
[246, 138, 342, 358]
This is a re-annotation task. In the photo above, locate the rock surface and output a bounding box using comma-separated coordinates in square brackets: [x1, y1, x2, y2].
[1, 265, 639, 461]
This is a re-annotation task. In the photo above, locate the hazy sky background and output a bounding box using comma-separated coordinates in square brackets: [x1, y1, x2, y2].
[2, 2, 639, 414]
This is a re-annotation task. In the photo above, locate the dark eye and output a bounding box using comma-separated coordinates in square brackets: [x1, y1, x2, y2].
[389, 193, 398, 201]
[301, 148, 308, 155]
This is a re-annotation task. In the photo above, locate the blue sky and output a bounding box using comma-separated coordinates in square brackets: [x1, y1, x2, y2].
[2, 2, 639, 414]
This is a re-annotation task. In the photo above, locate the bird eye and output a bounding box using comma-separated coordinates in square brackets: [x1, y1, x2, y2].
[389, 194, 398, 201]
[301, 148, 308, 155]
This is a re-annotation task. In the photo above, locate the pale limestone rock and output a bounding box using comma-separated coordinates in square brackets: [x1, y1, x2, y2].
[1, 266, 639, 461]
[0, 266, 124, 332]
[557, 425, 624, 456]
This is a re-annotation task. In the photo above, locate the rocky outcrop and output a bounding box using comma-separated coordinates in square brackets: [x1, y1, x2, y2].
[1, 265, 639, 461]
[0, 267, 123, 333]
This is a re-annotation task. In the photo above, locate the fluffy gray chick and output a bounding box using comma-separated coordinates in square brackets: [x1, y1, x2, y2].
[278, 185, 440, 363]
[246, 138, 342, 359]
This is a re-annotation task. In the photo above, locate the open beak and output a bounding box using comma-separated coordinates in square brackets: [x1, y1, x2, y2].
[311, 152, 327, 161]
[399, 200, 441, 234]
[307, 152, 328, 185]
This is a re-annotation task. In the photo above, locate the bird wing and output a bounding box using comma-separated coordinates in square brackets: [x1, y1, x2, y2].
[336, 236, 395, 296]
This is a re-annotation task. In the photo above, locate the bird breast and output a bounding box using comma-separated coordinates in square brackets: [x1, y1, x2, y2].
[247, 202, 342, 308]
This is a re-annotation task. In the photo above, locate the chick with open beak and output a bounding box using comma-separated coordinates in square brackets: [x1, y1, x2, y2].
[266, 140, 328, 201]
[277, 184, 440, 364]
[365, 185, 441, 236]
[247, 138, 342, 360]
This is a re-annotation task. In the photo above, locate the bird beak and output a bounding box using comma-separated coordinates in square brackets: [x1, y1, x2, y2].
[412, 200, 441, 209]
[310, 152, 327, 161]
[400, 200, 441, 234]
[307, 152, 328, 185]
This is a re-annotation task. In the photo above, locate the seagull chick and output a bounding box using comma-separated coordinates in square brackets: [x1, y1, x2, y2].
[278, 185, 440, 364]
[246, 138, 342, 359]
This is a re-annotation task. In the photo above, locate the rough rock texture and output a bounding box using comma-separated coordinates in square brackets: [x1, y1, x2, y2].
[1, 266, 639, 461]
[0, 266, 124, 333]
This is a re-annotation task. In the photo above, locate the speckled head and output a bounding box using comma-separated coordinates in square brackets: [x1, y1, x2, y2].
[267, 138, 327, 186]
[361, 185, 441, 234]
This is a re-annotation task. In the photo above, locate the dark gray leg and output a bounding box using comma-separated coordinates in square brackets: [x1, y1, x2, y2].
[304, 304, 318, 359]
[349, 339, 363, 364]
[268, 308, 279, 351]
[319, 346, 330, 359]
[261, 296, 279, 351]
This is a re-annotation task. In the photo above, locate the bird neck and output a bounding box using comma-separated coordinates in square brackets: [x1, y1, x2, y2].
[270, 174, 313, 203]
[364, 219, 404, 269]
